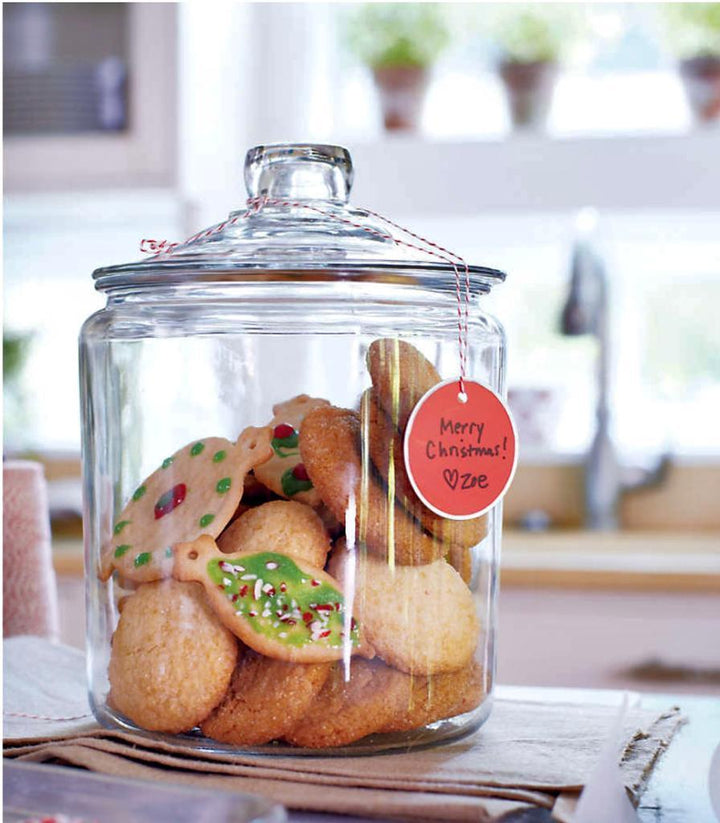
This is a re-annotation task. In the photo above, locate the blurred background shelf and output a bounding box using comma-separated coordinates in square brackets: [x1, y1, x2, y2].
[350, 131, 720, 213]
[502, 529, 720, 592]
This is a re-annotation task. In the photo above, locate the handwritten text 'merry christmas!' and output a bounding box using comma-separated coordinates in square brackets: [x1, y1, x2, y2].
[425, 417, 509, 461]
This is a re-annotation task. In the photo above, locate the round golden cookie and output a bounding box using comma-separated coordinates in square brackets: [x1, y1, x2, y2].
[299, 405, 444, 566]
[361, 389, 487, 550]
[366, 338, 441, 432]
[283, 658, 411, 748]
[201, 650, 332, 745]
[328, 544, 479, 675]
[108, 580, 238, 734]
[217, 500, 330, 568]
[446, 542, 473, 586]
[380, 661, 485, 733]
[254, 394, 330, 507]
[452, 660, 487, 716]
[99, 427, 273, 584]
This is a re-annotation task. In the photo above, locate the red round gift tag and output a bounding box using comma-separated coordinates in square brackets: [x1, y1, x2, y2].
[404, 379, 518, 520]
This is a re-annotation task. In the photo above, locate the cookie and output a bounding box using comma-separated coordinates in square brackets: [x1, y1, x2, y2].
[242, 471, 279, 506]
[254, 394, 330, 507]
[315, 502, 344, 540]
[380, 661, 485, 733]
[201, 650, 332, 745]
[108, 580, 238, 734]
[366, 338, 441, 432]
[283, 658, 411, 748]
[173, 535, 371, 663]
[99, 427, 273, 584]
[361, 389, 487, 550]
[452, 660, 487, 716]
[217, 500, 331, 568]
[446, 542, 473, 586]
[299, 405, 444, 566]
[328, 544, 478, 675]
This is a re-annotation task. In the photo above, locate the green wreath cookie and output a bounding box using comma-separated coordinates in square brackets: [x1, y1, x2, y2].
[173, 535, 372, 663]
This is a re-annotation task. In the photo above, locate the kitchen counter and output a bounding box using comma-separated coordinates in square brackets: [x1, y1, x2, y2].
[503, 529, 720, 592]
[54, 530, 720, 592]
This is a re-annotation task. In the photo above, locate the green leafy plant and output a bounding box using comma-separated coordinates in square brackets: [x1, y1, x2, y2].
[488, 4, 579, 64]
[345, 3, 451, 69]
[660, 3, 720, 59]
[3, 332, 33, 451]
[3, 332, 31, 383]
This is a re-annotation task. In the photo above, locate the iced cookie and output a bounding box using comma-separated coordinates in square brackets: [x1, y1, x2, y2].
[173, 535, 370, 663]
[299, 405, 444, 566]
[283, 658, 411, 748]
[328, 544, 478, 675]
[201, 650, 332, 745]
[361, 389, 487, 550]
[108, 580, 238, 734]
[380, 661, 485, 733]
[366, 338, 441, 432]
[99, 427, 273, 584]
[254, 394, 330, 507]
[217, 500, 331, 568]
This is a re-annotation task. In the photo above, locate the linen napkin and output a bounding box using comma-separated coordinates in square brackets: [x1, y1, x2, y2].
[4, 637, 683, 822]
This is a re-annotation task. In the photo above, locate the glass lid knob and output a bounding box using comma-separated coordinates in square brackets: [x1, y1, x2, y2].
[244, 143, 353, 204]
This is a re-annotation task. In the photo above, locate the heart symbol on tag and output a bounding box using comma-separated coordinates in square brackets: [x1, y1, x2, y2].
[443, 469, 459, 490]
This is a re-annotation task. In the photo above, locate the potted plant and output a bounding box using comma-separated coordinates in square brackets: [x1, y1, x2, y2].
[345, 3, 451, 132]
[488, 5, 576, 131]
[3, 331, 32, 451]
[661, 3, 720, 123]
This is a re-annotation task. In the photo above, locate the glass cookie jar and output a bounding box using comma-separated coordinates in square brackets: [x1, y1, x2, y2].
[80, 143, 512, 754]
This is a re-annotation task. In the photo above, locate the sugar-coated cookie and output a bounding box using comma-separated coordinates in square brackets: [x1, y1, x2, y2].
[99, 427, 273, 584]
[173, 535, 371, 663]
[361, 389, 487, 550]
[254, 394, 330, 507]
[328, 544, 478, 675]
[108, 580, 238, 734]
[201, 650, 332, 745]
[380, 661, 485, 733]
[366, 338, 441, 432]
[299, 405, 444, 566]
[217, 500, 330, 568]
[283, 658, 411, 748]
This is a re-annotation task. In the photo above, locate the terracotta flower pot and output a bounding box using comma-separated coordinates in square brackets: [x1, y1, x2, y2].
[372, 65, 430, 132]
[498, 59, 558, 131]
[679, 55, 720, 122]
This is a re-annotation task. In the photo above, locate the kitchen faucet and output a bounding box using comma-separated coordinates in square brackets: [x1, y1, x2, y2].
[560, 210, 669, 530]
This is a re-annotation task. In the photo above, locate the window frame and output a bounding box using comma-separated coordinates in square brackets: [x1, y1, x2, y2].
[3, 3, 177, 193]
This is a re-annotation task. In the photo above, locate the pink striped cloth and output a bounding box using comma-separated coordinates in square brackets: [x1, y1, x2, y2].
[3, 460, 59, 639]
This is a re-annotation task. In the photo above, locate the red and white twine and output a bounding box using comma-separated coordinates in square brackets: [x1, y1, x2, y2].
[142, 197, 472, 397]
[4, 710, 93, 721]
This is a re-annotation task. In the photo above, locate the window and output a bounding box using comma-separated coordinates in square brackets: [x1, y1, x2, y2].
[334, 3, 695, 141]
[3, 3, 129, 136]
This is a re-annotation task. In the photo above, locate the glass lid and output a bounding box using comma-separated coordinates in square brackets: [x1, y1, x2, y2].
[92, 143, 506, 292]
